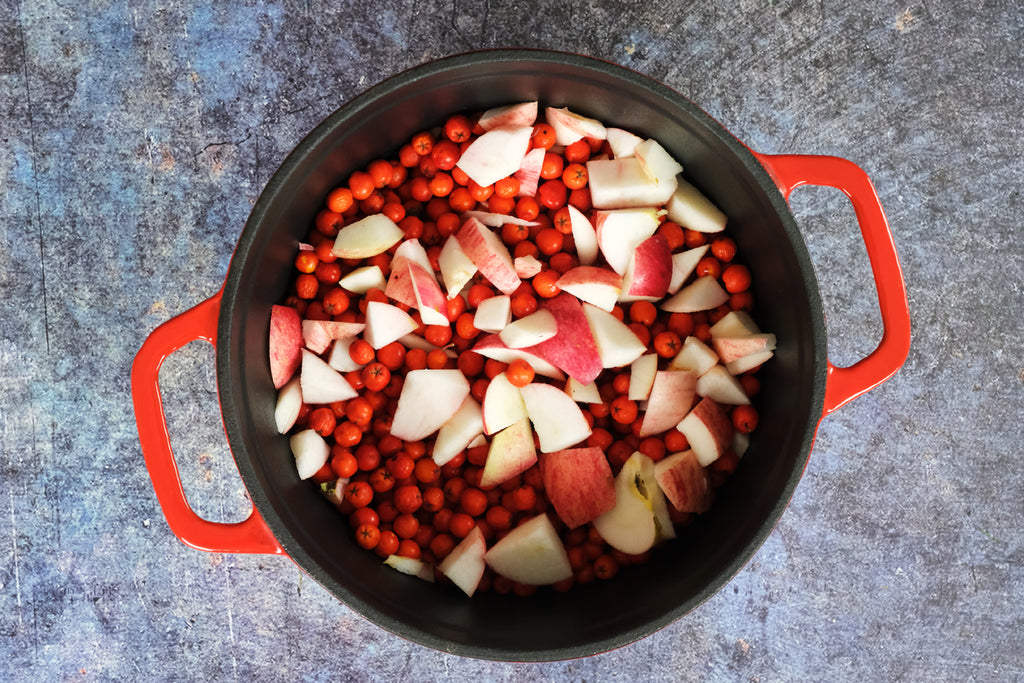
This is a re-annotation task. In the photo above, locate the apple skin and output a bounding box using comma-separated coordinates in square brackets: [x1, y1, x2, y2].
[480, 417, 537, 489]
[654, 449, 712, 514]
[556, 266, 623, 312]
[539, 447, 616, 529]
[301, 320, 365, 355]
[639, 370, 697, 437]
[478, 101, 538, 131]
[711, 334, 777, 364]
[269, 304, 303, 389]
[527, 293, 604, 385]
[514, 147, 546, 197]
[455, 217, 522, 295]
[677, 397, 734, 466]
[471, 334, 565, 380]
[483, 513, 573, 586]
[620, 233, 672, 301]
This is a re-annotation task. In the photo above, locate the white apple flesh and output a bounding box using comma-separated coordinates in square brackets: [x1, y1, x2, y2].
[289, 429, 329, 480]
[566, 204, 599, 266]
[587, 157, 678, 210]
[519, 382, 592, 453]
[455, 124, 533, 187]
[555, 266, 623, 311]
[665, 178, 727, 233]
[331, 213, 404, 258]
[592, 451, 674, 555]
[544, 106, 607, 146]
[477, 101, 538, 131]
[432, 395, 484, 466]
[483, 513, 573, 585]
[390, 369, 470, 442]
[338, 264, 386, 295]
[593, 208, 662, 275]
[438, 526, 487, 596]
[481, 372, 527, 435]
[660, 275, 730, 313]
[363, 301, 419, 349]
[480, 417, 537, 489]
[581, 302, 647, 369]
[498, 309, 557, 349]
[696, 364, 751, 405]
[274, 375, 303, 434]
[299, 349, 358, 404]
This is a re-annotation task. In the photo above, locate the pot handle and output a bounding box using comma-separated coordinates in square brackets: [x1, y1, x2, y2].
[131, 290, 284, 555]
[752, 152, 911, 415]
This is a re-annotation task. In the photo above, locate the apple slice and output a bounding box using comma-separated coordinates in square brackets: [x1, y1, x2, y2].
[274, 375, 303, 434]
[432, 395, 484, 466]
[289, 429, 329, 480]
[438, 235, 477, 300]
[654, 449, 712, 514]
[587, 157, 678, 210]
[733, 431, 751, 459]
[438, 526, 487, 597]
[483, 513, 573, 585]
[660, 275, 730, 313]
[471, 335, 565, 380]
[619, 233, 672, 302]
[540, 447, 616, 529]
[455, 124, 533, 187]
[480, 417, 537, 488]
[455, 217, 522, 295]
[499, 309, 557, 349]
[581, 302, 647, 369]
[677, 397, 733, 466]
[384, 554, 435, 583]
[269, 304, 303, 389]
[390, 369, 470, 442]
[463, 210, 539, 229]
[331, 213, 404, 258]
[556, 266, 623, 311]
[592, 452, 674, 555]
[697, 364, 752, 405]
[338, 265, 386, 295]
[640, 370, 698, 437]
[605, 127, 644, 158]
[726, 349, 774, 375]
[709, 310, 761, 338]
[528, 293, 603, 384]
[666, 178, 727, 233]
[593, 208, 661, 275]
[473, 294, 512, 333]
[565, 377, 602, 404]
[478, 101, 538, 131]
[712, 334, 777, 364]
[519, 382, 592, 453]
[544, 106, 607, 146]
[481, 372, 527, 435]
[513, 254, 543, 279]
[566, 204, 598, 266]
[668, 335, 720, 375]
[628, 353, 659, 401]
[514, 147, 546, 197]
[393, 237, 434, 273]
[634, 138, 683, 185]
[363, 301, 419, 349]
[327, 337, 364, 373]
[301, 320, 365, 355]
[407, 261, 450, 326]
[299, 349, 358, 404]
[668, 245, 710, 294]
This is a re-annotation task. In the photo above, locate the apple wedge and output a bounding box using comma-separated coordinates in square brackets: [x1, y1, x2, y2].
[668, 245, 710, 295]
[677, 397, 733, 466]
[660, 275, 730, 313]
[556, 266, 623, 312]
[709, 310, 761, 338]
[619, 233, 672, 302]
[455, 217, 522, 295]
[481, 372, 527, 435]
[483, 513, 573, 585]
[592, 451, 675, 555]
[432, 395, 484, 466]
[565, 376, 602, 403]
[438, 526, 487, 596]
[528, 293, 603, 385]
[269, 304, 303, 389]
[478, 101, 538, 131]
[696, 364, 752, 405]
[363, 301, 419, 349]
[514, 254, 543, 279]
[566, 204, 599, 266]
[593, 208, 661, 275]
[634, 138, 683, 185]
[438, 235, 478, 300]
[463, 210, 540, 229]
[587, 157, 678, 210]
[665, 178, 727, 233]
[407, 260, 450, 326]
[581, 302, 647, 369]
[654, 449, 712, 514]
[628, 353, 659, 401]
[331, 213, 404, 259]
[455, 124, 533, 187]
[480, 417, 537, 489]
[640, 370, 698, 437]
[473, 294, 512, 333]
[327, 336, 364, 373]
[605, 127, 644, 158]
[274, 375, 303, 434]
[668, 335, 720, 375]
[289, 429, 329, 480]
[338, 265, 386, 295]
[299, 349, 358, 404]
[726, 349, 774, 375]
[539, 447, 616, 529]
[471, 335, 565, 380]
[711, 333, 777, 364]
[301, 320, 365, 355]
[545, 106, 607, 146]
[519, 382, 592, 453]
[390, 369, 470, 442]
[514, 147, 546, 197]
[499, 309, 557, 349]
[384, 554, 435, 583]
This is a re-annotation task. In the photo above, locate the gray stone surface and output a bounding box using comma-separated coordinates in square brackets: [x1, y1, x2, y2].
[1, 1, 1021, 680]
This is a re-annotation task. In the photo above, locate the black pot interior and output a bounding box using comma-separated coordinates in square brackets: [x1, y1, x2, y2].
[217, 49, 827, 661]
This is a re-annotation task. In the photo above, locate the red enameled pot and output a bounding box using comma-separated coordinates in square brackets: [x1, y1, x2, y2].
[132, 49, 910, 661]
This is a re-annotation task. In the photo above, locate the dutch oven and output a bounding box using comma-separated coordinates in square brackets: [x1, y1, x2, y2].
[132, 49, 911, 661]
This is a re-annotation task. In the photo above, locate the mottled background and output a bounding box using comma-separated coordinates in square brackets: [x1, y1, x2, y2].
[2, 1, 1022, 680]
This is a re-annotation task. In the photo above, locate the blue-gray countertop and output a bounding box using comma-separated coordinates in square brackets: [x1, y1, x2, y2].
[2, 2, 1021, 680]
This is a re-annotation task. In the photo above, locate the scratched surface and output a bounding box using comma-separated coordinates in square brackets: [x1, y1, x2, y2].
[1, 1, 1022, 680]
